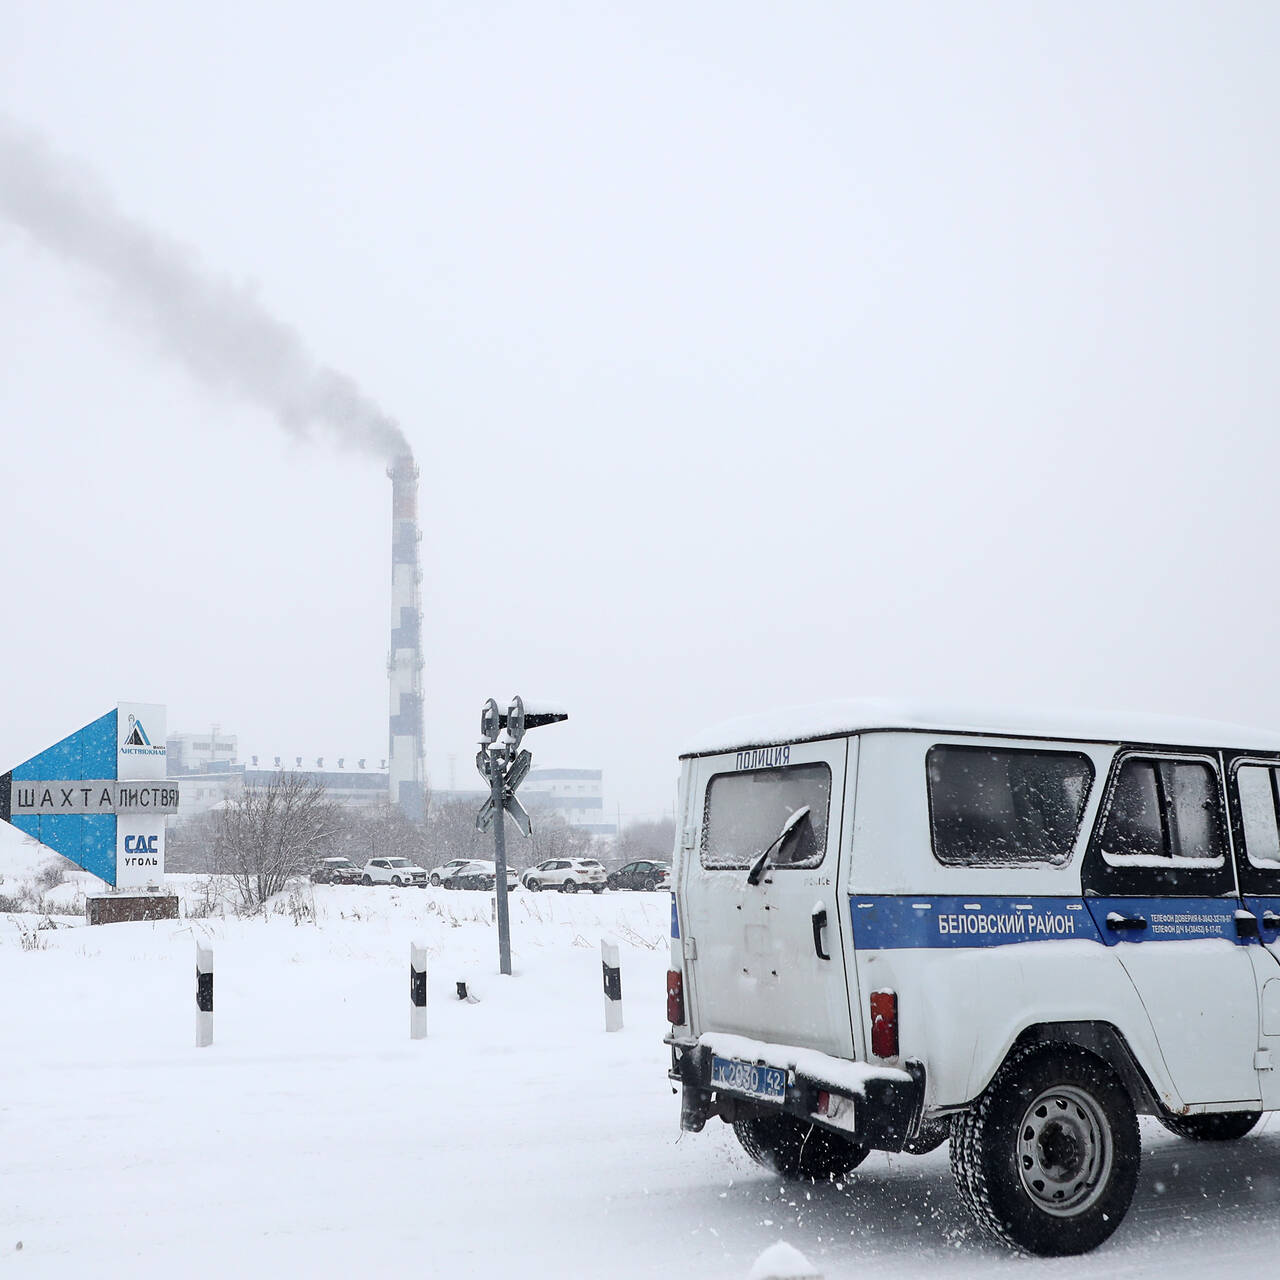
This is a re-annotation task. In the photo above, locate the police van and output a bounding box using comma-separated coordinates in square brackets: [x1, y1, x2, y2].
[666, 699, 1280, 1255]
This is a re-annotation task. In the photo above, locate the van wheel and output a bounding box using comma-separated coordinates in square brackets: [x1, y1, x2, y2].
[561, 880, 578, 894]
[902, 1118, 950, 1155]
[1158, 1110, 1261, 1142]
[361, 875, 373, 886]
[950, 1045, 1138, 1256]
[732, 1112, 868, 1182]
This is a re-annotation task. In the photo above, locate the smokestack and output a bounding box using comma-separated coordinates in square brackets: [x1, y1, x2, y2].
[388, 454, 426, 819]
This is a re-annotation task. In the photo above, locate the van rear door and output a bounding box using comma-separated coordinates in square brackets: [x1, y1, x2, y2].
[679, 737, 855, 1058]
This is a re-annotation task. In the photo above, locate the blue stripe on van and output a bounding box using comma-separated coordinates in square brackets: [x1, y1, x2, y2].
[671, 894, 680, 939]
[849, 896, 1248, 949]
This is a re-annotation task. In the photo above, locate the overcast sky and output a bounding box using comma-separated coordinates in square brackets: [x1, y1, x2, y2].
[1, 2, 1277, 834]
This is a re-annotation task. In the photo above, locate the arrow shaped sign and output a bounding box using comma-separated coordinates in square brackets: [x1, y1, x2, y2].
[0, 702, 171, 887]
[475, 795, 496, 833]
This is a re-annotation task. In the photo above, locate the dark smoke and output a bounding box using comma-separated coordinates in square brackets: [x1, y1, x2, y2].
[0, 119, 407, 459]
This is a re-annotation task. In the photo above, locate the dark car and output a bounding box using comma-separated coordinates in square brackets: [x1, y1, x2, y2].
[310, 857, 363, 885]
[607, 860, 671, 891]
[441, 859, 517, 891]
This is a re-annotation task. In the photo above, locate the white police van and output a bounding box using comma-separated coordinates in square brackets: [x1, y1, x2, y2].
[666, 699, 1280, 1255]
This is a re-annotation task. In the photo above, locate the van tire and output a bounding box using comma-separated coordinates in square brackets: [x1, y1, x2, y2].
[732, 1113, 868, 1182]
[1158, 1110, 1260, 1142]
[950, 1044, 1139, 1256]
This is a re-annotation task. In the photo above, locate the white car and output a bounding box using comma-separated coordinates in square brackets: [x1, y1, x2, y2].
[520, 858, 607, 893]
[361, 857, 428, 887]
[427, 857, 471, 887]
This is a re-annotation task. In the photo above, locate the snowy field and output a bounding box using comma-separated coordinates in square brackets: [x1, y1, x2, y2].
[3, 877, 1280, 1279]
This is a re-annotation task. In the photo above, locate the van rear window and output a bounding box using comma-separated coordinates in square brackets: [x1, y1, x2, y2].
[927, 745, 1094, 867]
[700, 763, 832, 870]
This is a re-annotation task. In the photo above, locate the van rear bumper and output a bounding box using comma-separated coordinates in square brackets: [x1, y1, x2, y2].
[667, 1036, 926, 1153]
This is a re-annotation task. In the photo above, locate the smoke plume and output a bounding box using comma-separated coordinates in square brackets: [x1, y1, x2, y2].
[0, 119, 407, 459]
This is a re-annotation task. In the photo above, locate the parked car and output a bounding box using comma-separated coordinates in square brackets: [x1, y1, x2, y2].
[607, 859, 671, 892]
[428, 857, 471, 887]
[361, 857, 428, 887]
[441, 859, 518, 891]
[520, 858, 607, 893]
[310, 857, 363, 885]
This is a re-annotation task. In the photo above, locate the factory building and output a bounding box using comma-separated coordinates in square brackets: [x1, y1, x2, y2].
[522, 768, 616, 837]
[167, 748, 390, 816]
[167, 736, 614, 835]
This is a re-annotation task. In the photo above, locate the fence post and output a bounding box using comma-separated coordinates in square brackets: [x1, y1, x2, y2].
[601, 938, 623, 1033]
[196, 942, 214, 1048]
[410, 942, 428, 1040]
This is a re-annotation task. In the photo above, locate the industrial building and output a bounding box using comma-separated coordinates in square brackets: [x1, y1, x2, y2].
[167, 740, 614, 835]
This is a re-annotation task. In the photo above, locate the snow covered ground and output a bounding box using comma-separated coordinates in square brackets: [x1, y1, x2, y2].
[3, 876, 1280, 1278]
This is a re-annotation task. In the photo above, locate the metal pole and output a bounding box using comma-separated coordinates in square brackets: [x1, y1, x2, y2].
[492, 754, 512, 976]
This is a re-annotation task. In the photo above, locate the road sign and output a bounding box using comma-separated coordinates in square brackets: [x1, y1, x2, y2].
[506, 748, 532, 793]
[475, 694, 569, 976]
[0, 702, 172, 887]
[504, 792, 531, 837]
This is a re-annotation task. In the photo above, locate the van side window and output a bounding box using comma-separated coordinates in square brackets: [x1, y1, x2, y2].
[700, 763, 831, 870]
[926, 745, 1093, 867]
[1098, 757, 1226, 864]
[1236, 764, 1280, 866]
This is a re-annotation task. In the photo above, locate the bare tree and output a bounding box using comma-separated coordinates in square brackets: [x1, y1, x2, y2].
[165, 807, 222, 872]
[215, 771, 338, 910]
[615, 817, 677, 866]
[527, 811, 598, 865]
[422, 796, 495, 866]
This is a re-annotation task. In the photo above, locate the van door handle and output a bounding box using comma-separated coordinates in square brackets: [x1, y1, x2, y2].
[1105, 912, 1147, 933]
[811, 906, 830, 961]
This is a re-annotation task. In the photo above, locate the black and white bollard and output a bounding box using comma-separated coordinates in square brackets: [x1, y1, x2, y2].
[196, 941, 214, 1048]
[410, 942, 428, 1040]
[601, 939, 623, 1033]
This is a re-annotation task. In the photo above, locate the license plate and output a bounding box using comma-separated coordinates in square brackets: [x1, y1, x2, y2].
[711, 1055, 786, 1102]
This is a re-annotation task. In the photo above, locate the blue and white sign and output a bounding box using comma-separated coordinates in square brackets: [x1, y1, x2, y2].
[0, 702, 173, 887]
[850, 895, 1248, 950]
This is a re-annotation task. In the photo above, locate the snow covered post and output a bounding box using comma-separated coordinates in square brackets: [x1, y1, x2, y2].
[195, 941, 213, 1048]
[601, 938, 623, 1032]
[410, 942, 428, 1040]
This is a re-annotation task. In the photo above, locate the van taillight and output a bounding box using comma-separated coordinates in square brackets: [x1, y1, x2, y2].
[870, 989, 898, 1058]
[667, 969, 685, 1025]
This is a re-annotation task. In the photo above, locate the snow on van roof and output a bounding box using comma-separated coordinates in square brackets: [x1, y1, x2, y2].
[682, 697, 1280, 757]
